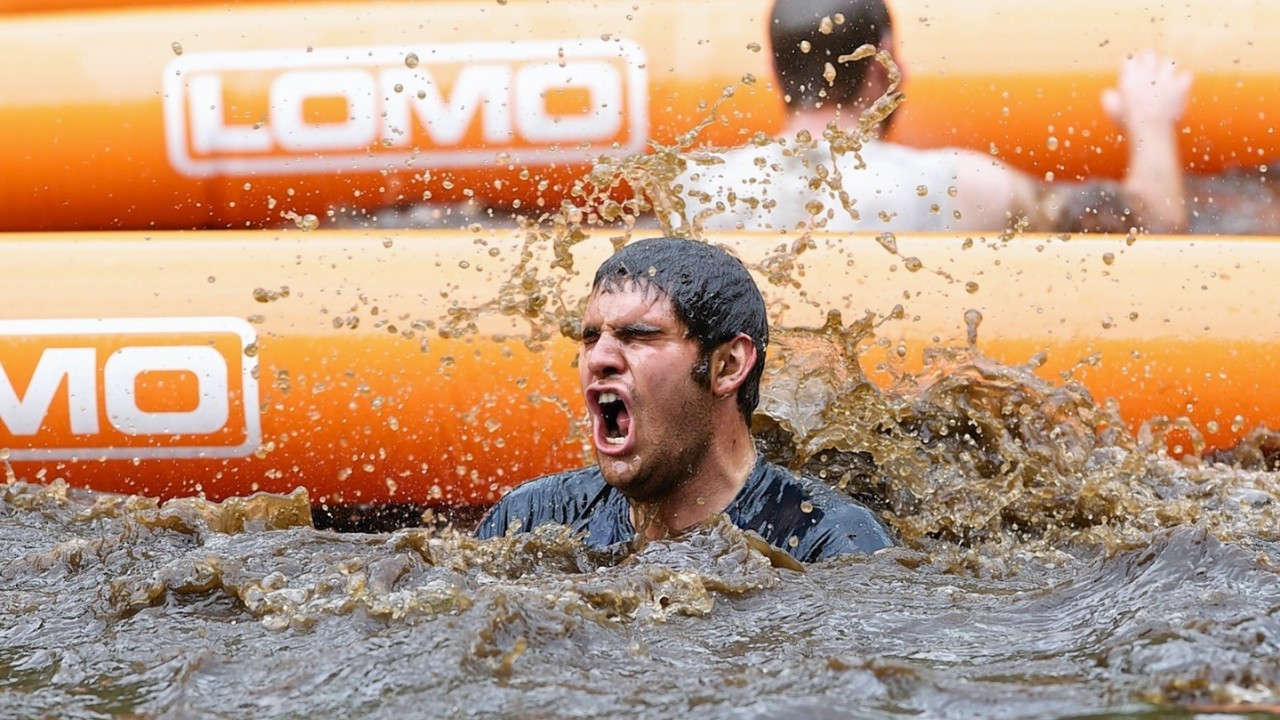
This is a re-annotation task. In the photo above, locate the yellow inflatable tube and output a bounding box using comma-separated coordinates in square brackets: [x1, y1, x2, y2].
[1, 230, 1276, 506]
[1, 0, 1277, 230]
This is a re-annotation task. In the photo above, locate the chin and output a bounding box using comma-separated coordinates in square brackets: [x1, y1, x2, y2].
[596, 454, 635, 487]
[597, 457, 655, 502]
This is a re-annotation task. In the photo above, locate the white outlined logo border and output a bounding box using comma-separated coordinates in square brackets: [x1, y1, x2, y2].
[0, 317, 262, 461]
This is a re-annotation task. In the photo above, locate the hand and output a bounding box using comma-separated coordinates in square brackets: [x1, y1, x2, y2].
[1101, 50, 1193, 129]
[1102, 50, 1192, 233]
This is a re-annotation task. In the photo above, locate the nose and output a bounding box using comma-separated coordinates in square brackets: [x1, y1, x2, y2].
[583, 332, 625, 378]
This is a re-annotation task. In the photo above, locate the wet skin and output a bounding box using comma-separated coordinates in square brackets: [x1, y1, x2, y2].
[578, 284, 717, 505]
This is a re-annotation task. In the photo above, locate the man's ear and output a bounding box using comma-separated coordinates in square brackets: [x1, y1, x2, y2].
[710, 333, 758, 399]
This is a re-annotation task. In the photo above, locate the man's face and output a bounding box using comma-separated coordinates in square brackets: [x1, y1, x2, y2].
[578, 282, 715, 501]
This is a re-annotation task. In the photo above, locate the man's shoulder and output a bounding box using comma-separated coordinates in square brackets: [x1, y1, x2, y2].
[499, 466, 604, 501]
[473, 466, 608, 539]
[681, 142, 788, 182]
[750, 461, 895, 560]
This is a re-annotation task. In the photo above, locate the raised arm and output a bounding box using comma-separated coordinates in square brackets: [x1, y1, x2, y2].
[945, 51, 1192, 234]
[1101, 50, 1194, 234]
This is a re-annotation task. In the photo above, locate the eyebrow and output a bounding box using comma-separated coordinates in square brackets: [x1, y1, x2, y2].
[579, 321, 664, 341]
[618, 322, 662, 335]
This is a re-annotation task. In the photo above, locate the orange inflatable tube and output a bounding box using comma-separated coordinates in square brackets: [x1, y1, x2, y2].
[1, 0, 1277, 231]
[2, 230, 1277, 506]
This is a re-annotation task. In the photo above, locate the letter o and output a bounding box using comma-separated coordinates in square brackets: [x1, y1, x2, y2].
[104, 346, 230, 436]
[270, 69, 378, 152]
[514, 60, 622, 143]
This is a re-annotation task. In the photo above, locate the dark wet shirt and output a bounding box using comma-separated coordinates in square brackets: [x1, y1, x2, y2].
[474, 457, 894, 562]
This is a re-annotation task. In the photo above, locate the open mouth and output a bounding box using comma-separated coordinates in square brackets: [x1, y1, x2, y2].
[598, 391, 631, 446]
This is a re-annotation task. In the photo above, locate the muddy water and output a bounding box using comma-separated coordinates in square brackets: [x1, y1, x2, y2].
[3, 335, 1279, 719]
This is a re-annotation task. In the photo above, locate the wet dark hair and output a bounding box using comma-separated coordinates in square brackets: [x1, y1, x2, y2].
[769, 0, 892, 110]
[591, 237, 769, 423]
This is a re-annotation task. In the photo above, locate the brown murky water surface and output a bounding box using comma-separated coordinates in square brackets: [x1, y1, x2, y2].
[4, 46, 1280, 720]
[2, 464, 1279, 719]
[3, 320, 1278, 719]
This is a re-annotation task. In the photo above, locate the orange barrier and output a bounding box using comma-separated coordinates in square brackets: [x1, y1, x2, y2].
[0, 0, 266, 11]
[2, 230, 1277, 506]
[1, 0, 1277, 231]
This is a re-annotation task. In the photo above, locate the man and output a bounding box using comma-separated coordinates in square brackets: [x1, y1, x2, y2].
[474, 237, 893, 562]
[677, 0, 1192, 235]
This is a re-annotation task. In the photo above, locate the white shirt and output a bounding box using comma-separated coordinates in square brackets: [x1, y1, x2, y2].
[676, 136, 968, 233]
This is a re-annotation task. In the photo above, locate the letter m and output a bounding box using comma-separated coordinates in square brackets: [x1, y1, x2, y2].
[0, 348, 99, 436]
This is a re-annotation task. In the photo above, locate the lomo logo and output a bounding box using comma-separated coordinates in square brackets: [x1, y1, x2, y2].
[0, 318, 261, 460]
[162, 39, 649, 177]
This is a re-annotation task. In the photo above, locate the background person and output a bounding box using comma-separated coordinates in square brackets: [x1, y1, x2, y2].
[676, 0, 1193, 235]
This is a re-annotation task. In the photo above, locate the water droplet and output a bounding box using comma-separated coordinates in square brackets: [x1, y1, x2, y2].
[746, 42, 761, 52]
[964, 309, 984, 346]
[171, 41, 183, 56]
[404, 52, 419, 69]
